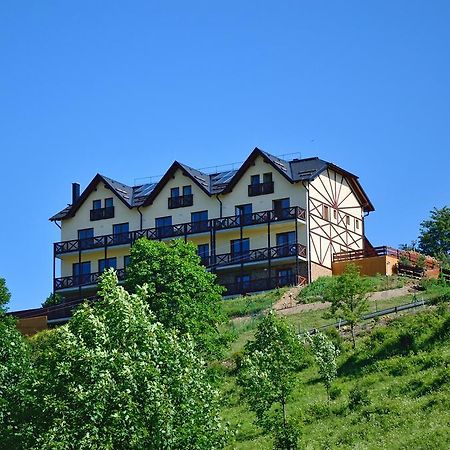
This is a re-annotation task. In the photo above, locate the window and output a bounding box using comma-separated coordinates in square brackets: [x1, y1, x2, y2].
[235, 204, 253, 225]
[155, 216, 173, 238]
[113, 223, 130, 244]
[346, 215, 350, 226]
[78, 228, 94, 250]
[99, 257, 117, 272]
[277, 269, 293, 286]
[273, 198, 290, 219]
[355, 219, 360, 229]
[322, 205, 330, 221]
[250, 174, 260, 185]
[124, 255, 131, 267]
[230, 238, 250, 262]
[197, 244, 209, 265]
[168, 186, 193, 208]
[263, 173, 273, 184]
[91, 198, 114, 221]
[276, 232, 296, 257]
[73, 261, 91, 285]
[236, 274, 251, 291]
[191, 211, 208, 233]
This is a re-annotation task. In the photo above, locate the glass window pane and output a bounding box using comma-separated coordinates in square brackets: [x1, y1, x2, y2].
[183, 185, 192, 196]
[105, 198, 113, 208]
[93, 200, 101, 210]
[250, 175, 260, 185]
[171, 187, 180, 198]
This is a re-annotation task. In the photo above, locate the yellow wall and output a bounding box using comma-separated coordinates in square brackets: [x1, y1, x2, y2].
[140, 168, 219, 228]
[61, 182, 140, 241]
[219, 155, 307, 215]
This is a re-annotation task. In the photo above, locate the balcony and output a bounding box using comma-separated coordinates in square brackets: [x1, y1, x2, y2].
[54, 268, 126, 291]
[248, 181, 274, 196]
[223, 274, 307, 296]
[168, 194, 194, 209]
[90, 206, 115, 221]
[212, 243, 307, 269]
[54, 206, 306, 256]
[213, 206, 305, 231]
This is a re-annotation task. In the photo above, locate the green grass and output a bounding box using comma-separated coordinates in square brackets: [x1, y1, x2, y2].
[221, 287, 288, 318]
[298, 275, 411, 304]
[220, 305, 450, 449]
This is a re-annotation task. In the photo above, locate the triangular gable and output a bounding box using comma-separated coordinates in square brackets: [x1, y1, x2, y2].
[49, 174, 133, 221]
[142, 161, 211, 206]
[221, 147, 294, 194]
[313, 164, 375, 213]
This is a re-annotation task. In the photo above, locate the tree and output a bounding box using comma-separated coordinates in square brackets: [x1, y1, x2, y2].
[0, 277, 11, 313]
[41, 292, 63, 308]
[323, 264, 373, 349]
[306, 332, 340, 402]
[237, 311, 304, 449]
[418, 206, 450, 267]
[29, 270, 228, 449]
[0, 315, 34, 449]
[125, 238, 227, 359]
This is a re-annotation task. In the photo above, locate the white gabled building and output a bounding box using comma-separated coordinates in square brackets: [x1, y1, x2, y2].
[50, 147, 374, 299]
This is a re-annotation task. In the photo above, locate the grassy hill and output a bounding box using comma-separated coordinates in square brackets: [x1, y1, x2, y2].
[220, 281, 450, 449]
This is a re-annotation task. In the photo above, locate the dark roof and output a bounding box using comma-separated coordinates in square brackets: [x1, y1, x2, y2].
[50, 148, 374, 221]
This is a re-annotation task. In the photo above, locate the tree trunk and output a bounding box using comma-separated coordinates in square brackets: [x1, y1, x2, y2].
[351, 324, 356, 349]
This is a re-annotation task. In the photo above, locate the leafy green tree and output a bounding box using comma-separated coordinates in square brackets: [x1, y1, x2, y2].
[418, 206, 450, 267]
[125, 238, 227, 358]
[0, 315, 34, 449]
[0, 276, 11, 313]
[41, 292, 63, 308]
[306, 332, 340, 402]
[237, 311, 304, 449]
[29, 270, 228, 449]
[323, 264, 373, 349]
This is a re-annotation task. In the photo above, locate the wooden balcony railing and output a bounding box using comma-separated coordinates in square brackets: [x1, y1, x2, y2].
[333, 246, 437, 269]
[223, 274, 307, 296]
[248, 181, 275, 196]
[54, 268, 126, 291]
[168, 194, 194, 209]
[212, 243, 307, 269]
[54, 206, 306, 255]
[90, 206, 115, 221]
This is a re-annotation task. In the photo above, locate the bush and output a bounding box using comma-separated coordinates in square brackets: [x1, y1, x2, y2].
[348, 385, 371, 410]
[329, 385, 342, 400]
[297, 276, 336, 303]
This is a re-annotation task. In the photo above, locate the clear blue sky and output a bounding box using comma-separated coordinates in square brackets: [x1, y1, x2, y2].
[1, 1, 449, 310]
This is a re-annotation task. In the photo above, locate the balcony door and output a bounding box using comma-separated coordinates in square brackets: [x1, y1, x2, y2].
[235, 204, 252, 226]
[191, 211, 208, 233]
[73, 261, 91, 286]
[276, 232, 296, 257]
[277, 268, 294, 286]
[113, 223, 130, 245]
[273, 198, 290, 220]
[155, 216, 173, 238]
[230, 238, 250, 263]
[78, 228, 94, 250]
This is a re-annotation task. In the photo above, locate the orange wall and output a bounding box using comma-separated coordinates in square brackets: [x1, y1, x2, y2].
[16, 316, 47, 336]
[332, 255, 398, 277]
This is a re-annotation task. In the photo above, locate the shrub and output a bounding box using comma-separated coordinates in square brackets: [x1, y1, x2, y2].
[329, 385, 342, 400]
[348, 385, 371, 410]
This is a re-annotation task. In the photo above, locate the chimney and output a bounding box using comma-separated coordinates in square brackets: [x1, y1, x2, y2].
[72, 182, 80, 204]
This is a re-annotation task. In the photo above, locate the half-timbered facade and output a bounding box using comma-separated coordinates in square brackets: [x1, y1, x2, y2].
[50, 148, 374, 299]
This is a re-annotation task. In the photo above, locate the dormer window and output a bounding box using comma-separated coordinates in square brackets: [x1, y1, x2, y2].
[248, 172, 274, 196]
[168, 185, 193, 209]
[90, 198, 115, 221]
